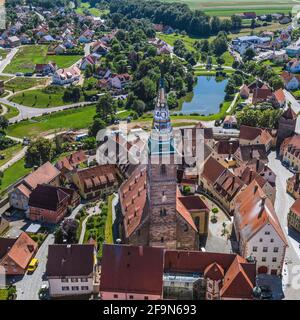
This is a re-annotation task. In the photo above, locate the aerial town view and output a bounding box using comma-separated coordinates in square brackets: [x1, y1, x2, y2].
[0, 0, 300, 307]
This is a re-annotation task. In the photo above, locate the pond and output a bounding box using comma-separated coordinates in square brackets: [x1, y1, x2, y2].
[178, 76, 228, 115]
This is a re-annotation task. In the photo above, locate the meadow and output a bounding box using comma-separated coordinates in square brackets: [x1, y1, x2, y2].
[4, 45, 81, 74]
[7, 105, 96, 138]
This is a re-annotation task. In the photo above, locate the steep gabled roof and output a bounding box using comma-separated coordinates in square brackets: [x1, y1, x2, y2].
[235, 180, 287, 245]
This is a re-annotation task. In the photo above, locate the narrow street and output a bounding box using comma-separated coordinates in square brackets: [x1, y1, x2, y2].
[268, 152, 300, 300]
[11, 234, 54, 300]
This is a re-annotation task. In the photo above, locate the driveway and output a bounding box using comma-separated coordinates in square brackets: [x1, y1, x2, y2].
[11, 234, 54, 300]
[268, 151, 300, 300]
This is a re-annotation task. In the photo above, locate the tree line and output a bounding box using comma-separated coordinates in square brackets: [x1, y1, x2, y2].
[108, 0, 242, 36]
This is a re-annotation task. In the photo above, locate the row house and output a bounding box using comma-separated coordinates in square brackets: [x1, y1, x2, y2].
[234, 159, 276, 204]
[34, 62, 57, 75]
[288, 197, 300, 234]
[9, 162, 61, 211]
[46, 244, 98, 298]
[199, 156, 245, 214]
[52, 66, 81, 85]
[0, 232, 38, 275]
[287, 172, 300, 199]
[234, 180, 288, 276]
[55, 150, 88, 182]
[281, 71, 300, 90]
[239, 125, 273, 152]
[233, 144, 268, 167]
[72, 164, 119, 200]
[28, 184, 79, 224]
[100, 244, 256, 300]
[280, 134, 300, 170]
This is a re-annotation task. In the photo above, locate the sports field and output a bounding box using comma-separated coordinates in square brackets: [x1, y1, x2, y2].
[161, 0, 297, 16]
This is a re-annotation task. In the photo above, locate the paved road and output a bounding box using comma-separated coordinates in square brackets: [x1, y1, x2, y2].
[0, 146, 27, 172]
[268, 151, 300, 300]
[13, 234, 54, 300]
[0, 98, 95, 123]
[0, 48, 18, 73]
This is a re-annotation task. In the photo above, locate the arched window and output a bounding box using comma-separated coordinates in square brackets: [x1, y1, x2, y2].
[160, 208, 167, 217]
[161, 164, 166, 175]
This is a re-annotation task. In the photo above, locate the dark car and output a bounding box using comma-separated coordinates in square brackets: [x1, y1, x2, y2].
[24, 72, 33, 77]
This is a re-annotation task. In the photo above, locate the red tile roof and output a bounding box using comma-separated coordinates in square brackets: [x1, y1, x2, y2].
[235, 180, 287, 245]
[100, 244, 164, 296]
[1, 232, 37, 269]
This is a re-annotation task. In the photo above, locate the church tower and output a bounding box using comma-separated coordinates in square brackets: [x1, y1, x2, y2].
[147, 78, 178, 249]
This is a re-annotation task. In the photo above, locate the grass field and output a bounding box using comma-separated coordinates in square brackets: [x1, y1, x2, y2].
[160, 0, 294, 16]
[4, 45, 81, 74]
[0, 158, 31, 194]
[4, 104, 20, 120]
[5, 77, 48, 92]
[158, 33, 234, 66]
[0, 144, 23, 167]
[7, 105, 96, 138]
[9, 88, 84, 108]
[0, 48, 9, 59]
[75, 2, 109, 16]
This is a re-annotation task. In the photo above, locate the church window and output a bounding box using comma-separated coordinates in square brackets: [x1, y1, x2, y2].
[161, 237, 164, 243]
[184, 223, 189, 232]
[160, 208, 167, 217]
[161, 164, 166, 175]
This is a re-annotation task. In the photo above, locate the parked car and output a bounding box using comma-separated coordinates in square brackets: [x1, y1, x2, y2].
[24, 72, 33, 77]
[16, 72, 23, 76]
[27, 258, 39, 273]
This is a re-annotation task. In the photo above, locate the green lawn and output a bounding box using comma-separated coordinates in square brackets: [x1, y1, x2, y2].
[0, 144, 23, 167]
[0, 75, 13, 82]
[9, 88, 84, 108]
[4, 104, 20, 120]
[0, 48, 9, 59]
[5, 77, 48, 92]
[4, 45, 81, 74]
[7, 105, 96, 138]
[75, 2, 109, 16]
[0, 158, 31, 194]
[262, 60, 284, 75]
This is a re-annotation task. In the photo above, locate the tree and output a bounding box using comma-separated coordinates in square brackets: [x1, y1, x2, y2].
[269, 76, 284, 90]
[89, 117, 106, 137]
[244, 48, 256, 61]
[0, 116, 9, 131]
[55, 219, 79, 244]
[133, 77, 156, 103]
[82, 136, 96, 149]
[95, 93, 115, 123]
[25, 138, 54, 167]
[132, 99, 146, 116]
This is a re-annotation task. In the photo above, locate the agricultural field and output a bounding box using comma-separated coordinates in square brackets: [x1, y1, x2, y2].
[4, 45, 81, 74]
[7, 104, 96, 138]
[160, 0, 295, 16]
